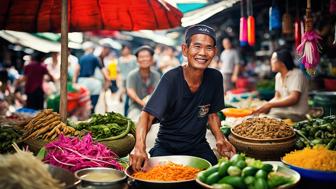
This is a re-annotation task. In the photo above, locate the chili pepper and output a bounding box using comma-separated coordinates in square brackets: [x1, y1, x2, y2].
[327, 138, 336, 150]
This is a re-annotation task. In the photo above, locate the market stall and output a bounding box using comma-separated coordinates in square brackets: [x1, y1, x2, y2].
[1, 0, 336, 188]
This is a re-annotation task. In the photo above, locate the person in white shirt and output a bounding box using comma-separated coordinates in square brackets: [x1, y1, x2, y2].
[254, 48, 309, 121]
[219, 37, 240, 93]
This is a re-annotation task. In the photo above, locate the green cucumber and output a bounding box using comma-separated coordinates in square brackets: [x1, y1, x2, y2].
[218, 161, 232, 177]
[254, 178, 268, 189]
[219, 176, 246, 189]
[227, 166, 242, 176]
[230, 154, 245, 164]
[255, 170, 268, 179]
[242, 166, 258, 177]
[236, 160, 247, 169]
[244, 176, 255, 185]
[197, 171, 207, 183]
[203, 164, 220, 178]
[261, 164, 273, 173]
[206, 172, 221, 185]
[213, 183, 234, 189]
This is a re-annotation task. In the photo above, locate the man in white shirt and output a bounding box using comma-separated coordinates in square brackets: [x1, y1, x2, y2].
[254, 48, 309, 121]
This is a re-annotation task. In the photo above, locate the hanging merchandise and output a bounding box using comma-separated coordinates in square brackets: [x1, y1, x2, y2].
[294, 2, 302, 48]
[294, 17, 301, 48]
[240, 0, 248, 46]
[297, 0, 322, 76]
[247, 0, 255, 46]
[333, 24, 336, 45]
[282, 0, 292, 34]
[269, 0, 281, 31]
[330, 0, 336, 14]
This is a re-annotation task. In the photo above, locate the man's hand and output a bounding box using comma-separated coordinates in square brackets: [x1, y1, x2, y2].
[216, 138, 236, 158]
[129, 144, 148, 172]
[253, 102, 272, 114]
[231, 74, 238, 83]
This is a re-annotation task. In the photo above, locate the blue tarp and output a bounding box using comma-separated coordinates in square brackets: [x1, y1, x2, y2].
[177, 3, 207, 13]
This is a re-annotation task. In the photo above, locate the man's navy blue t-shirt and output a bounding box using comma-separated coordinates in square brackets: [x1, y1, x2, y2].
[144, 66, 224, 153]
[78, 54, 102, 77]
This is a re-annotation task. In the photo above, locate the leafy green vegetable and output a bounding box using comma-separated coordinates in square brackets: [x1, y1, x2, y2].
[70, 112, 135, 140]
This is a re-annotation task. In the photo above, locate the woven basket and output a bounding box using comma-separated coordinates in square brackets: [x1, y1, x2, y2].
[228, 134, 296, 161]
[24, 138, 48, 154]
[100, 134, 135, 157]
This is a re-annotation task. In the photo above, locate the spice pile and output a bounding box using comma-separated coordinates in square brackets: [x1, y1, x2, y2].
[133, 162, 200, 181]
[283, 146, 336, 171]
[233, 117, 294, 139]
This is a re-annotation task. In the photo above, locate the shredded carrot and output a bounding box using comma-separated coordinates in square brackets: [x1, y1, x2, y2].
[133, 162, 200, 181]
[283, 146, 336, 171]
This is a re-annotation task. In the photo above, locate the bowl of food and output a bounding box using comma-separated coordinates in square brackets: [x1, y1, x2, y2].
[75, 167, 127, 188]
[125, 155, 211, 189]
[195, 155, 300, 189]
[48, 165, 79, 189]
[282, 146, 336, 183]
[229, 117, 296, 160]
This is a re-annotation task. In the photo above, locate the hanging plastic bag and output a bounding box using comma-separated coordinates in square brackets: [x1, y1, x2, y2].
[247, 16, 255, 46]
[282, 0, 292, 34]
[294, 17, 301, 48]
[240, 0, 248, 46]
[269, 0, 281, 31]
[247, 0, 255, 46]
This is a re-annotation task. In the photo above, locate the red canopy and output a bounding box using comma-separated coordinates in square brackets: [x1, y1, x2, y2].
[0, 0, 182, 32]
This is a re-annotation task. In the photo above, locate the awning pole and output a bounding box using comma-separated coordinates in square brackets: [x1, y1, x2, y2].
[60, 0, 68, 122]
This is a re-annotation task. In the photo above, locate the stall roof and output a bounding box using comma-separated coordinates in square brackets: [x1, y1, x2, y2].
[0, 30, 82, 52]
[0, 30, 60, 53]
[122, 30, 177, 46]
[182, 0, 240, 27]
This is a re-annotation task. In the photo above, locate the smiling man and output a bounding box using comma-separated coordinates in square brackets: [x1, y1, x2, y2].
[127, 45, 161, 121]
[130, 24, 236, 171]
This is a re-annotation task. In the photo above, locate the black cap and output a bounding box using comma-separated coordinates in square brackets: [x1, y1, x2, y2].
[135, 45, 154, 57]
[185, 24, 216, 46]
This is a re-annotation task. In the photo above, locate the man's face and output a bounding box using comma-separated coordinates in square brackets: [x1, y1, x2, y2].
[222, 38, 232, 49]
[121, 47, 131, 56]
[182, 34, 217, 70]
[137, 50, 153, 69]
[102, 47, 110, 57]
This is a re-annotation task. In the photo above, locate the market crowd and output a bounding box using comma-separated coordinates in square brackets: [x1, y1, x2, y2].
[0, 38, 227, 119]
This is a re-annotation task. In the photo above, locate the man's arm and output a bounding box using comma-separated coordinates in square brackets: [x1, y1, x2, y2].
[100, 67, 110, 81]
[46, 70, 55, 82]
[269, 91, 281, 102]
[130, 111, 155, 171]
[254, 91, 301, 114]
[15, 75, 26, 88]
[208, 113, 236, 158]
[127, 88, 145, 107]
[231, 64, 240, 82]
[72, 63, 80, 83]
